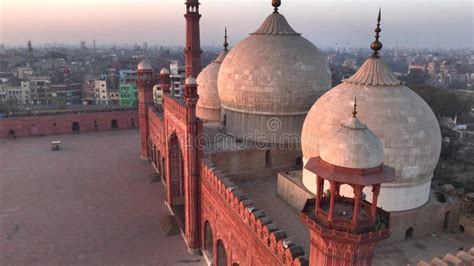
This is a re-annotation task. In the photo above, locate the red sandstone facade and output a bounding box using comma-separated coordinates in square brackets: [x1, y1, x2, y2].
[0, 110, 138, 138]
[139, 1, 391, 265]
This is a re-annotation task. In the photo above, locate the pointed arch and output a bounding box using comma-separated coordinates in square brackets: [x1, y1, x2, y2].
[217, 240, 228, 266]
[169, 134, 184, 206]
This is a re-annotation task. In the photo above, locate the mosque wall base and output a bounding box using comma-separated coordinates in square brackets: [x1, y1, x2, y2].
[222, 109, 305, 144]
[0, 110, 138, 138]
[196, 106, 221, 123]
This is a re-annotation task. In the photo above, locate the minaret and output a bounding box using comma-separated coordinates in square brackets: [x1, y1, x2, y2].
[301, 100, 396, 265]
[184, 0, 202, 78]
[137, 60, 154, 160]
[182, 76, 201, 253]
[160, 68, 171, 94]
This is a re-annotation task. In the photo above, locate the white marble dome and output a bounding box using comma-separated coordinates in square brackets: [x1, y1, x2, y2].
[217, 10, 331, 143]
[320, 115, 384, 169]
[137, 60, 152, 70]
[196, 49, 228, 122]
[301, 56, 442, 211]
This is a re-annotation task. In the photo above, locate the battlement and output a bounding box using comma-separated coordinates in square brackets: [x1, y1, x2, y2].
[201, 159, 309, 265]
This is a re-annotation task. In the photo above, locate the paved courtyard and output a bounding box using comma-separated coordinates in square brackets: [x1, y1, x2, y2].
[0, 130, 203, 266]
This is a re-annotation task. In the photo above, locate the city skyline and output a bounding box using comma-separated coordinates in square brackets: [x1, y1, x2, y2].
[1, 0, 473, 49]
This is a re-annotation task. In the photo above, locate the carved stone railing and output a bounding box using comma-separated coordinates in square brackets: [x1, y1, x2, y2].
[201, 159, 309, 266]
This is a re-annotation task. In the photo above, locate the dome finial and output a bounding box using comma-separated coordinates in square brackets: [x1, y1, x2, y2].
[370, 8, 383, 58]
[272, 0, 281, 13]
[224, 27, 229, 51]
[352, 97, 358, 118]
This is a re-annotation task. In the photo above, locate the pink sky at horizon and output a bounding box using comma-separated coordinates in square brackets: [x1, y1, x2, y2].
[1, 0, 472, 49]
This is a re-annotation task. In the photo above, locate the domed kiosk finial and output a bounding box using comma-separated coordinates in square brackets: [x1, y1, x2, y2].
[370, 8, 383, 58]
[352, 97, 358, 118]
[224, 27, 229, 51]
[272, 0, 281, 13]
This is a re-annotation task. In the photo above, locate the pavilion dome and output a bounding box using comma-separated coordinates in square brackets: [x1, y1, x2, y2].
[301, 56, 441, 211]
[319, 114, 384, 170]
[137, 60, 152, 71]
[217, 7, 331, 143]
[197, 47, 229, 122]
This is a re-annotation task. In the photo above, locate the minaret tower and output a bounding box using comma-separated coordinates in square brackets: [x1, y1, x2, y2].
[137, 60, 154, 160]
[301, 99, 396, 265]
[160, 68, 171, 94]
[182, 76, 202, 254]
[184, 0, 202, 78]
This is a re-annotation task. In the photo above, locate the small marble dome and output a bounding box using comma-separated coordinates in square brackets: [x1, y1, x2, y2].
[186, 76, 197, 85]
[217, 6, 331, 143]
[319, 114, 383, 169]
[137, 60, 152, 70]
[160, 68, 170, 75]
[197, 45, 229, 122]
[301, 56, 442, 212]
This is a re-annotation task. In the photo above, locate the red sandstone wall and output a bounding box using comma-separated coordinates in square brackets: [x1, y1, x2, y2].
[0, 110, 138, 138]
[200, 162, 307, 266]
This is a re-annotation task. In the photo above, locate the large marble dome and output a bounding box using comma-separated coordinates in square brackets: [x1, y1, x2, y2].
[301, 55, 442, 212]
[217, 6, 331, 143]
[196, 47, 228, 122]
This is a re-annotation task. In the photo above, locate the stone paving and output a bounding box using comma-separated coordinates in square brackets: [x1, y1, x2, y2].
[0, 130, 203, 266]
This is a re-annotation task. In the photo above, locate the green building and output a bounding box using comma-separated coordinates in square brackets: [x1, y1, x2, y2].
[119, 70, 138, 107]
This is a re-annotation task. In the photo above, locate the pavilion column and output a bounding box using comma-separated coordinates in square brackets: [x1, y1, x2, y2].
[334, 182, 341, 200]
[371, 184, 381, 224]
[328, 180, 336, 223]
[315, 176, 324, 214]
[352, 185, 363, 231]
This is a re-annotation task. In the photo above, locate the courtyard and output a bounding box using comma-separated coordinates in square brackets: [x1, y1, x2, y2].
[0, 130, 203, 266]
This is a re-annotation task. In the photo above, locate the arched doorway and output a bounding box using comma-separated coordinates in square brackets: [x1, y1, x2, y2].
[443, 211, 450, 230]
[8, 130, 16, 139]
[131, 118, 135, 128]
[111, 119, 119, 129]
[30, 125, 39, 136]
[204, 222, 213, 260]
[162, 158, 166, 184]
[217, 240, 227, 266]
[72, 122, 80, 133]
[295, 156, 303, 168]
[405, 227, 414, 240]
[169, 135, 184, 205]
[265, 150, 271, 167]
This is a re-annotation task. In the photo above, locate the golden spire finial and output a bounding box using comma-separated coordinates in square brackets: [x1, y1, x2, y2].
[272, 0, 281, 13]
[224, 27, 229, 51]
[352, 97, 358, 118]
[370, 8, 383, 58]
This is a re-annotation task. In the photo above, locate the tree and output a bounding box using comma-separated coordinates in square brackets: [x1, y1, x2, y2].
[411, 85, 472, 119]
[0, 99, 19, 115]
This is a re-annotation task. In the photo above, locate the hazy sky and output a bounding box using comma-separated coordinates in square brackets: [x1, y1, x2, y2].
[1, 0, 472, 49]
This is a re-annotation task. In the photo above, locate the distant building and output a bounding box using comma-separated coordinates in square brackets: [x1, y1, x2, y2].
[94, 75, 119, 106]
[342, 58, 357, 69]
[169, 60, 185, 98]
[119, 70, 138, 107]
[0, 81, 30, 104]
[17, 67, 34, 80]
[408, 63, 426, 73]
[94, 80, 109, 105]
[26, 76, 51, 104]
[49, 81, 82, 105]
[82, 78, 96, 105]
